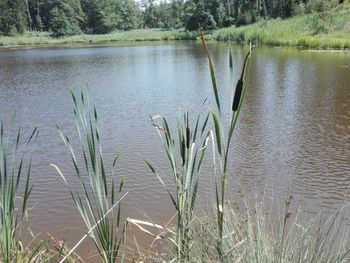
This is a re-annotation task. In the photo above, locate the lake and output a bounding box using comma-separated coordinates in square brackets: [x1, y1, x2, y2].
[0, 42, 349, 259]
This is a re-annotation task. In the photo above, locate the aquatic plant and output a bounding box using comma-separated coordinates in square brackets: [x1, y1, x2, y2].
[52, 91, 127, 263]
[145, 110, 212, 261]
[141, 28, 253, 262]
[199, 28, 254, 262]
[0, 120, 38, 262]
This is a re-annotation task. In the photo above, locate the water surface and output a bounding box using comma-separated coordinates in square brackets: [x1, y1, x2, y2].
[0, 42, 349, 259]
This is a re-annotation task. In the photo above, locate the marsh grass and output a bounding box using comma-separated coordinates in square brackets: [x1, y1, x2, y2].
[214, 3, 350, 49]
[139, 28, 253, 262]
[0, 120, 39, 263]
[52, 91, 127, 263]
[180, 194, 350, 263]
[199, 28, 254, 262]
[0, 29, 199, 48]
[145, 111, 212, 261]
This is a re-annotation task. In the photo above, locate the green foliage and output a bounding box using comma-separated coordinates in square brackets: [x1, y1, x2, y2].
[0, 122, 38, 262]
[118, 0, 138, 30]
[49, 7, 81, 37]
[53, 91, 126, 262]
[0, 0, 28, 35]
[147, 112, 210, 261]
[35, 15, 44, 31]
[0, 0, 348, 36]
[214, 2, 350, 49]
[305, 0, 339, 13]
[175, 196, 350, 262]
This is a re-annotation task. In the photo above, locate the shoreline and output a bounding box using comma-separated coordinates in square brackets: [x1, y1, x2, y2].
[1, 37, 349, 53]
[1, 32, 349, 52]
[1, 2, 350, 52]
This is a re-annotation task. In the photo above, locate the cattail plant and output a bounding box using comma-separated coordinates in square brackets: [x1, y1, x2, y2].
[145, 29, 253, 262]
[0, 120, 38, 263]
[146, 112, 211, 261]
[52, 91, 126, 263]
[199, 29, 254, 261]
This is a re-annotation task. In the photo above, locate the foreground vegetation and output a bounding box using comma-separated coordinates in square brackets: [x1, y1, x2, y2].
[1, 33, 350, 262]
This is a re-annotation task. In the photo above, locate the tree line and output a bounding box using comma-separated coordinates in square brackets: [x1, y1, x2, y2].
[0, 0, 345, 37]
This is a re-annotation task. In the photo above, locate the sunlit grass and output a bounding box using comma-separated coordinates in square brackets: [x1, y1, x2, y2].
[175, 195, 350, 263]
[214, 3, 350, 49]
[0, 29, 199, 48]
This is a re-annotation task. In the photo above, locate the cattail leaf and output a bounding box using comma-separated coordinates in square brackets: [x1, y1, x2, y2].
[199, 29, 221, 114]
[94, 105, 98, 121]
[111, 180, 115, 204]
[71, 90, 77, 107]
[193, 115, 200, 143]
[50, 164, 67, 185]
[113, 152, 123, 167]
[15, 129, 20, 151]
[22, 160, 32, 218]
[211, 112, 222, 156]
[144, 159, 156, 174]
[119, 176, 125, 193]
[201, 112, 210, 136]
[27, 127, 38, 144]
[146, 160, 178, 211]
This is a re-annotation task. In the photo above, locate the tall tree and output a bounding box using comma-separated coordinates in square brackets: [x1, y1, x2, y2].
[0, 0, 28, 35]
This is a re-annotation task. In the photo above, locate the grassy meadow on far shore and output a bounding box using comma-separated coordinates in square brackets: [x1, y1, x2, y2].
[214, 3, 350, 49]
[0, 29, 199, 49]
[1, 3, 350, 51]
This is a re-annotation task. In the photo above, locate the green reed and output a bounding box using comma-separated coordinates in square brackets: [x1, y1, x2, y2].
[52, 91, 126, 263]
[200, 29, 253, 261]
[144, 29, 253, 262]
[0, 120, 38, 263]
[146, 111, 211, 261]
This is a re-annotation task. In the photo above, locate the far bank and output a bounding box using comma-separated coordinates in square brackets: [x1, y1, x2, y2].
[1, 3, 350, 51]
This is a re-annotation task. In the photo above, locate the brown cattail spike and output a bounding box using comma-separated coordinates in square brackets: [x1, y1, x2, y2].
[232, 47, 254, 112]
[186, 112, 190, 149]
[232, 79, 243, 111]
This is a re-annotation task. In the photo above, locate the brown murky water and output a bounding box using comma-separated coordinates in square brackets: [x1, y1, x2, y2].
[0, 42, 349, 260]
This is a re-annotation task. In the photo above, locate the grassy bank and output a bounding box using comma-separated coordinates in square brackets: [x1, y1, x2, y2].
[214, 3, 350, 49]
[0, 29, 199, 49]
[1, 3, 350, 50]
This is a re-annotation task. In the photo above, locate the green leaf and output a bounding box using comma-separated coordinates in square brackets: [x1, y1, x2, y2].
[211, 112, 222, 156]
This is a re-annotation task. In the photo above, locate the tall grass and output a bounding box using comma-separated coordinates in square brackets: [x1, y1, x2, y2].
[0, 120, 38, 262]
[183, 194, 350, 262]
[145, 111, 212, 261]
[199, 29, 254, 262]
[143, 27, 350, 263]
[52, 91, 126, 263]
[142, 29, 253, 262]
[0, 29, 199, 48]
[214, 3, 350, 49]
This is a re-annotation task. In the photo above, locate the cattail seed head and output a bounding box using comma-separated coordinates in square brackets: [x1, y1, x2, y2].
[232, 79, 244, 111]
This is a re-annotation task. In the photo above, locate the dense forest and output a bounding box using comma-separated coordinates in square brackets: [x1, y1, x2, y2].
[0, 0, 346, 37]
